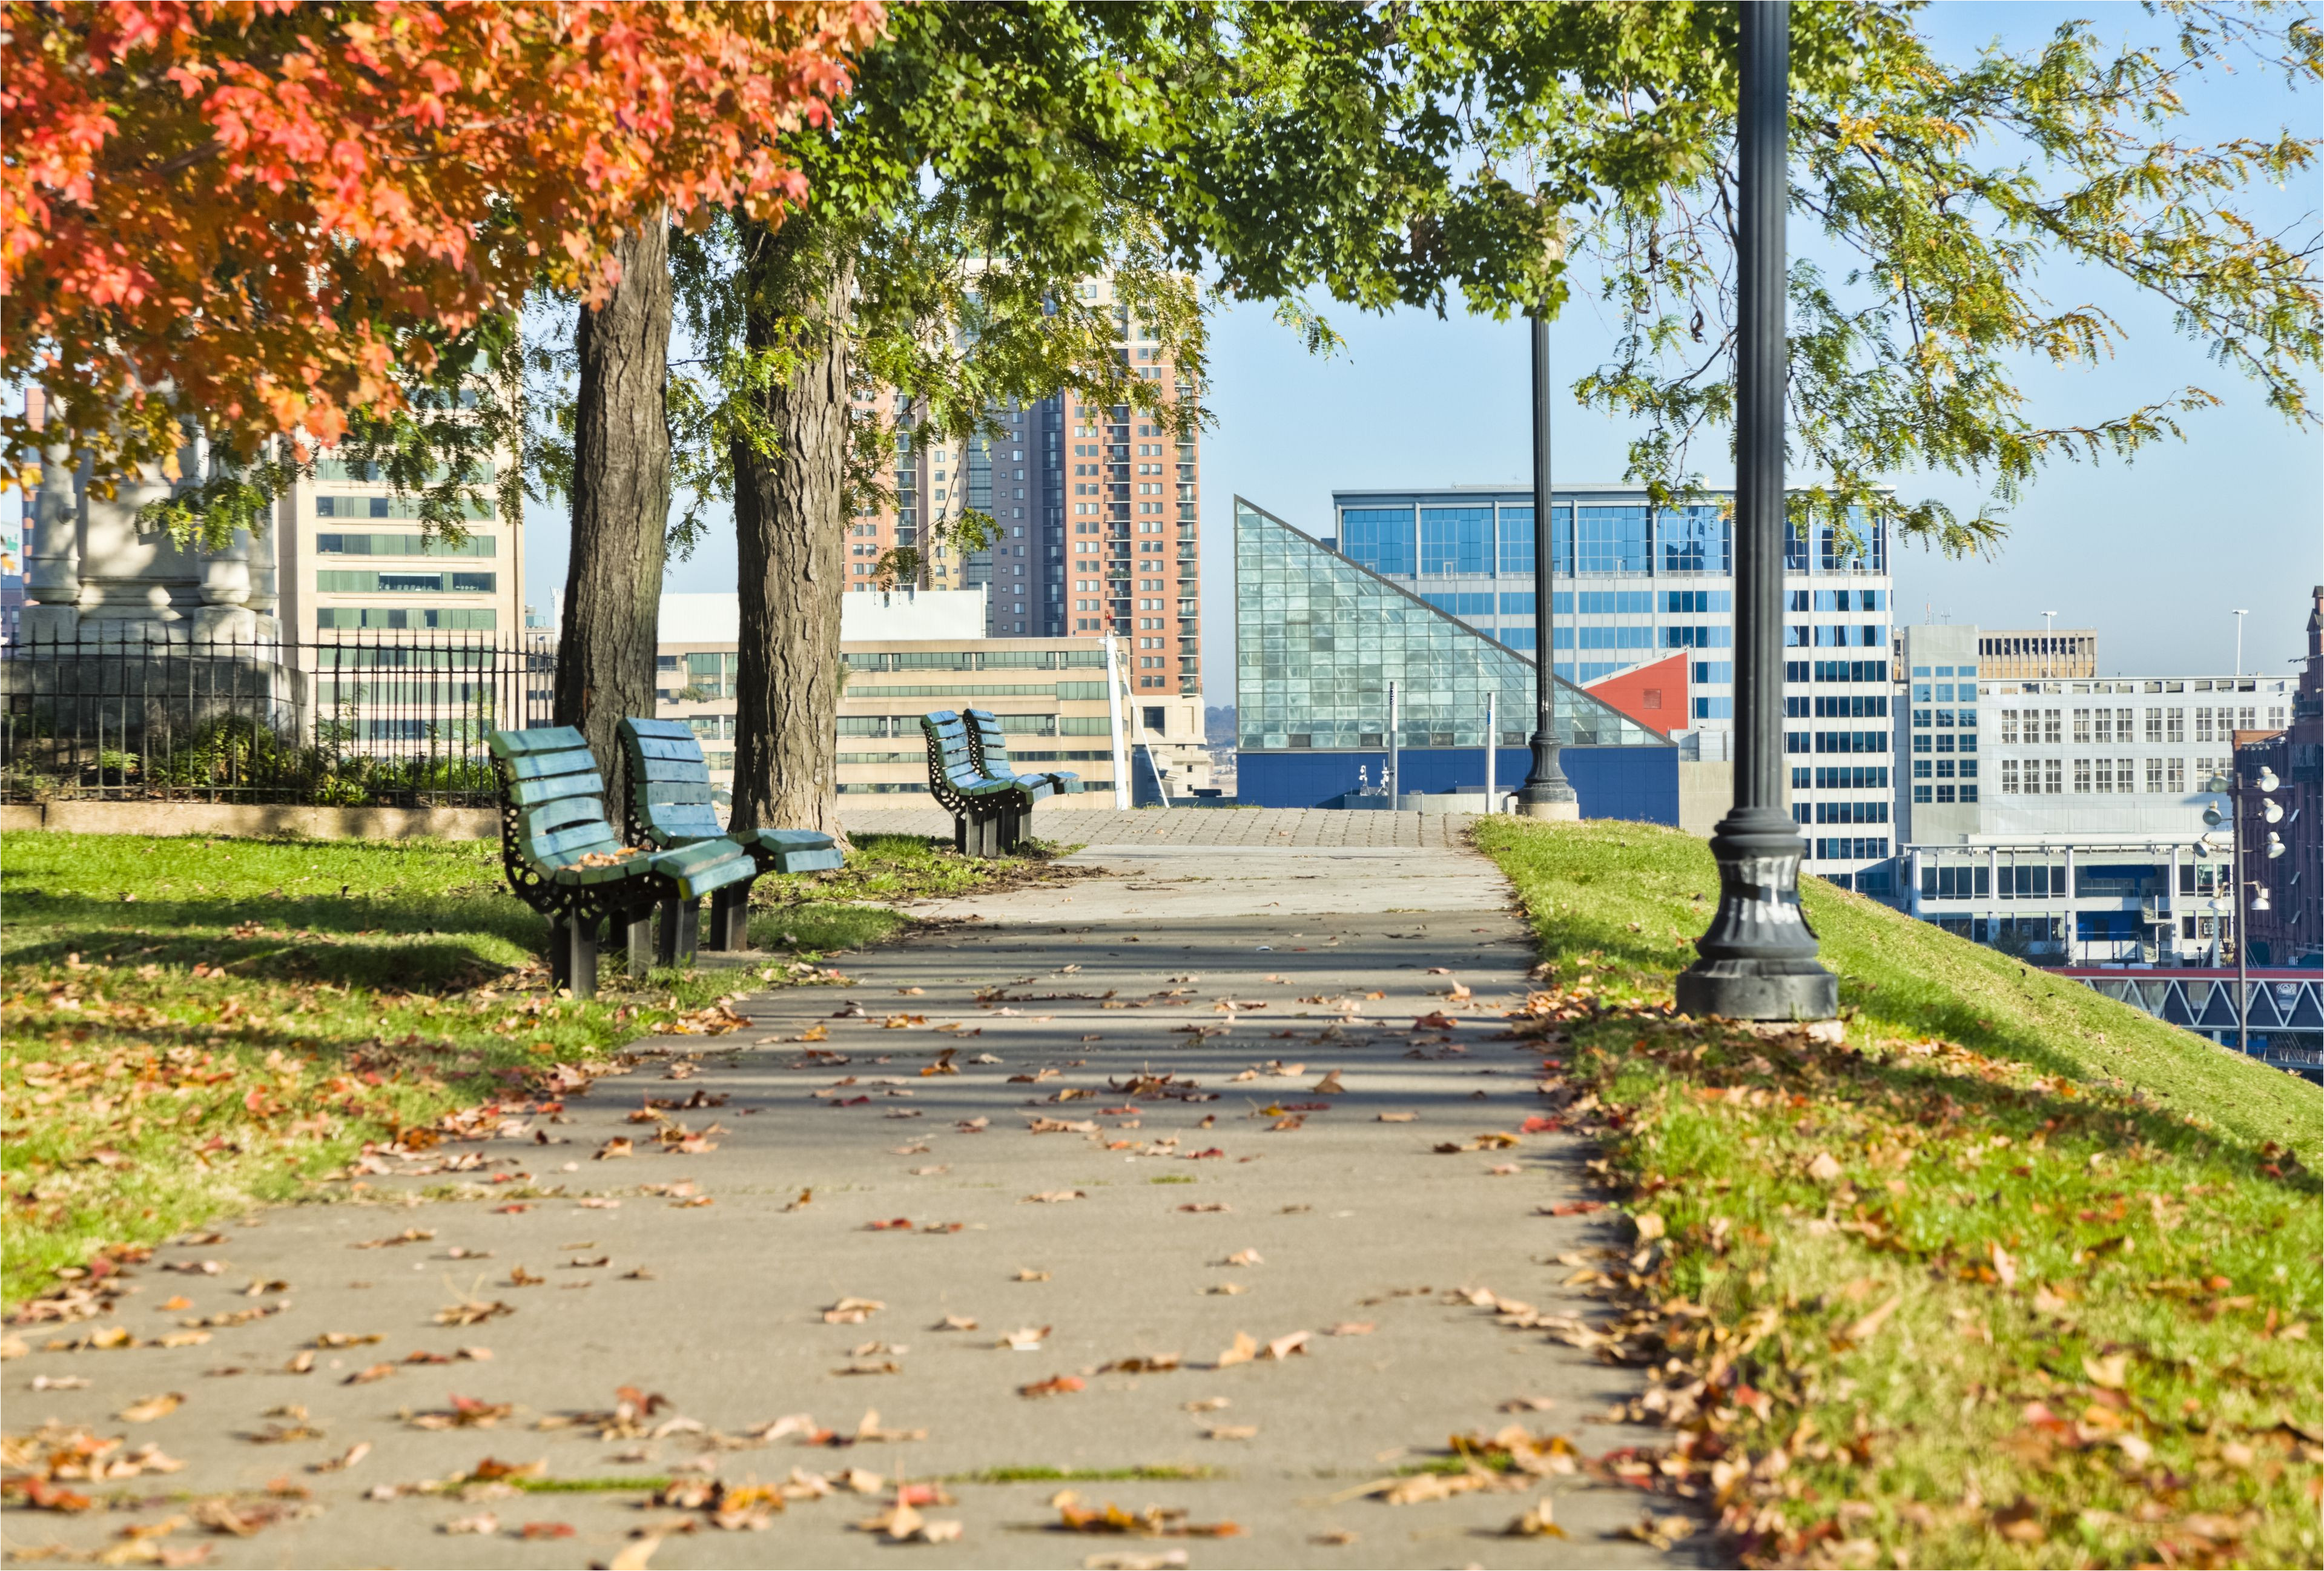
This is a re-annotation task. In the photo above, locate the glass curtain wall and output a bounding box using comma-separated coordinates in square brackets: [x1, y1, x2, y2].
[1234, 497, 1656, 753]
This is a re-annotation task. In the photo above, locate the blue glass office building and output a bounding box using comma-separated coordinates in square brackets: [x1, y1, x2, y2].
[1235, 498, 1679, 824]
[1310, 486, 1899, 888]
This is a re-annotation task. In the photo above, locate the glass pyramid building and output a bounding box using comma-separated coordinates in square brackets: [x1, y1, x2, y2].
[1234, 496, 1658, 755]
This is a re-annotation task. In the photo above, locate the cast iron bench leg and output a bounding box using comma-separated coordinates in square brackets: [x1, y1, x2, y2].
[622, 908, 655, 974]
[657, 897, 701, 966]
[707, 885, 751, 951]
[553, 916, 599, 1000]
[954, 814, 968, 855]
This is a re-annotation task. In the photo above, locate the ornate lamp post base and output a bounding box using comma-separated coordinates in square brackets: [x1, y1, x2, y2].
[1516, 793, 1580, 822]
[1675, 806, 1838, 1020]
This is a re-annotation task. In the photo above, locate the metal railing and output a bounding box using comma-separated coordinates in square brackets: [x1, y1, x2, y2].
[2, 633, 555, 807]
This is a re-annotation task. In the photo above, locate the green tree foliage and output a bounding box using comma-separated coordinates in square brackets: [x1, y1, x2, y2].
[1157, 1, 2321, 552]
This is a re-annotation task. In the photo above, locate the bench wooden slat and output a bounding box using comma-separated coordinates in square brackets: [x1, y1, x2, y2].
[525, 819, 626, 861]
[642, 781, 715, 806]
[490, 726, 588, 757]
[632, 736, 707, 763]
[638, 756, 713, 784]
[656, 806, 727, 838]
[622, 718, 696, 741]
[507, 770, 606, 808]
[502, 746, 601, 781]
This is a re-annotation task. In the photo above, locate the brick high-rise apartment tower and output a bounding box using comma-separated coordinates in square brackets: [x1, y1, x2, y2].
[842, 278, 1201, 698]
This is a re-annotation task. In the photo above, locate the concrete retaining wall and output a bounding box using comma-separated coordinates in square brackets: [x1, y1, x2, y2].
[0, 801, 497, 841]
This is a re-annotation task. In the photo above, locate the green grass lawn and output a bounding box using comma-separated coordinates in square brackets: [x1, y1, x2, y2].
[0, 830, 1058, 1305]
[1473, 818, 2322, 1571]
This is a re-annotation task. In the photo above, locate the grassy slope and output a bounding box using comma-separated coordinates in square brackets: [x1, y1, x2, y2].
[1474, 818, 2322, 1570]
[0, 832, 1056, 1304]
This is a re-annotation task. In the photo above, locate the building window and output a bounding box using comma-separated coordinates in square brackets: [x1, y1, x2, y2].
[2095, 758, 2113, 793]
[2075, 758, 2092, 793]
[2166, 757, 2184, 793]
[2146, 758, 2164, 793]
[1999, 710, 2019, 744]
[2073, 708, 2092, 743]
[2043, 710, 2062, 744]
[2194, 707, 2214, 741]
[2044, 758, 2062, 794]
[2166, 707, 2185, 742]
[2001, 759, 2020, 793]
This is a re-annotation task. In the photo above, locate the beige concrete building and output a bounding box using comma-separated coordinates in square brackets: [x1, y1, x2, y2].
[653, 591, 1212, 803]
[274, 452, 523, 640]
[1973, 627, 2096, 680]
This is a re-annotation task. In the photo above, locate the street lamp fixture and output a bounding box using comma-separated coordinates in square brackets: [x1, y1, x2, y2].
[1516, 313, 1579, 821]
[1677, 0, 1838, 1023]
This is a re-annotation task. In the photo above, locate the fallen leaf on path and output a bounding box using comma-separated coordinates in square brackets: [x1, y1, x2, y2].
[343, 1363, 396, 1386]
[1052, 1493, 1239, 1538]
[1503, 1497, 1566, 1538]
[935, 1315, 979, 1332]
[1621, 1513, 1700, 1549]
[1215, 1332, 1258, 1367]
[1223, 1249, 1263, 1267]
[117, 1393, 182, 1423]
[607, 1536, 662, 1570]
[1376, 1112, 1416, 1123]
[1002, 1326, 1051, 1351]
[1201, 1424, 1257, 1440]
[435, 1299, 514, 1327]
[1083, 1555, 1188, 1571]
[824, 1298, 885, 1325]
[441, 1513, 498, 1535]
[1020, 1375, 1084, 1398]
[1325, 1322, 1374, 1337]
[1176, 1203, 1230, 1214]
[1025, 1191, 1087, 1204]
[1014, 1269, 1052, 1283]
[308, 1442, 371, 1474]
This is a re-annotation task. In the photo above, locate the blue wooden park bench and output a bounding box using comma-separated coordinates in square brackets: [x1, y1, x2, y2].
[965, 707, 1080, 806]
[486, 726, 758, 997]
[920, 708, 1080, 856]
[616, 716, 846, 953]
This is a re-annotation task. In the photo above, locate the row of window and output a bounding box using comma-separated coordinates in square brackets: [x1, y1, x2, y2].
[1803, 766, 1890, 790]
[1814, 836, 1891, 862]
[1792, 799, 1891, 824]
[1912, 784, 1981, 804]
[1786, 660, 1889, 684]
[1910, 707, 1978, 730]
[1994, 706, 2274, 745]
[1910, 732, 1976, 753]
[315, 532, 494, 558]
[1339, 504, 1886, 577]
[1788, 695, 1889, 718]
[1912, 758, 1977, 779]
[1907, 680, 1973, 701]
[1996, 756, 2226, 795]
[315, 607, 497, 630]
[315, 494, 492, 520]
[1787, 730, 1889, 755]
[315, 570, 495, 595]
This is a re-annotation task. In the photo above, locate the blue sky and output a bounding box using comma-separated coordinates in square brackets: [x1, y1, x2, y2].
[534, 2, 2322, 696]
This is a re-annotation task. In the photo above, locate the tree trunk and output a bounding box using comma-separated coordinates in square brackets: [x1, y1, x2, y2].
[555, 218, 673, 811]
[731, 216, 856, 837]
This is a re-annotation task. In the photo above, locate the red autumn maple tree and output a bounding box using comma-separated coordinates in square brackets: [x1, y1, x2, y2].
[2, 0, 884, 489]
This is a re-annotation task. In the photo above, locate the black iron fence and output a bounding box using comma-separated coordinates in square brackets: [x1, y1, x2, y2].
[1, 634, 555, 806]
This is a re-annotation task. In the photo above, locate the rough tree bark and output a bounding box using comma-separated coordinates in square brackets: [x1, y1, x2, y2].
[731, 216, 857, 838]
[554, 218, 673, 810]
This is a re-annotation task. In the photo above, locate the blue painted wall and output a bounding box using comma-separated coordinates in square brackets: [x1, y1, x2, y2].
[1237, 746, 1679, 825]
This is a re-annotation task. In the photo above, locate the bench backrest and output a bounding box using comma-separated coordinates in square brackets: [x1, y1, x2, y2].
[920, 710, 984, 791]
[487, 726, 626, 872]
[616, 717, 725, 846]
[964, 709, 1018, 778]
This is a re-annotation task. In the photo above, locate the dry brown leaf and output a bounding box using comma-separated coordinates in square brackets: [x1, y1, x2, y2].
[1215, 1331, 1259, 1368]
[1503, 1497, 1567, 1538]
[117, 1393, 182, 1424]
[1201, 1424, 1258, 1441]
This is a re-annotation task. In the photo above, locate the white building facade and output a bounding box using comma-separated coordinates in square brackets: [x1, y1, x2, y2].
[1893, 621, 2297, 964]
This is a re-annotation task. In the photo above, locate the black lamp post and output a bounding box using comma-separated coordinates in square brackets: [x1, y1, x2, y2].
[1517, 313, 1579, 820]
[1676, 1, 1839, 1022]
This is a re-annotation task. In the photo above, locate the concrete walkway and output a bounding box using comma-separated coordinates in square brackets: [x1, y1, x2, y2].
[6, 836, 1683, 1570]
[841, 805, 1482, 848]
